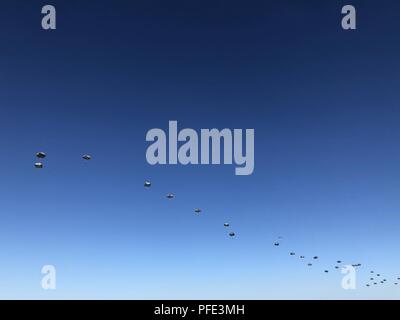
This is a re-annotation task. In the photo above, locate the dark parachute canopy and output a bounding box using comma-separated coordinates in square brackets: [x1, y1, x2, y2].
[36, 152, 46, 159]
[82, 154, 92, 160]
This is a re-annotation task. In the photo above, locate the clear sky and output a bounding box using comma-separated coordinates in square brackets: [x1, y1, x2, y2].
[0, 0, 400, 299]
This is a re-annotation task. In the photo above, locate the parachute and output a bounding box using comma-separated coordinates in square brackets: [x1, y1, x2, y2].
[35, 152, 46, 168]
[36, 152, 46, 159]
[144, 181, 151, 188]
[224, 223, 230, 227]
[194, 208, 201, 214]
[82, 155, 92, 160]
[229, 232, 235, 237]
[166, 193, 174, 199]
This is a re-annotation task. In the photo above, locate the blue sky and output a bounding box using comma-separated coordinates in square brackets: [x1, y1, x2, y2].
[0, 0, 400, 299]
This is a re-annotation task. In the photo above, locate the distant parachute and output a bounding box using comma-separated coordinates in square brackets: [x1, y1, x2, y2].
[35, 152, 46, 168]
[274, 242, 280, 246]
[290, 252, 295, 256]
[229, 232, 235, 237]
[166, 193, 174, 199]
[144, 181, 151, 188]
[307, 263, 312, 267]
[324, 270, 329, 273]
[300, 256, 305, 259]
[313, 256, 319, 260]
[82, 154, 92, 160]
[36, 152, 46, 159]
[224, 223, 230, 227]
[194, 208, 201, 214]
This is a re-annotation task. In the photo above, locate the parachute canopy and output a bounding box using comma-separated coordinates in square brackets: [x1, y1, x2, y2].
[34, 162, 43, 169]
[36, 152, 46, 159]
[82, 155, 92, 160]
[144, 181, 151, 187]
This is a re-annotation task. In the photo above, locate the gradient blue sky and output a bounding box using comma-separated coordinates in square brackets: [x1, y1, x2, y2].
[1, 0, 400, 299]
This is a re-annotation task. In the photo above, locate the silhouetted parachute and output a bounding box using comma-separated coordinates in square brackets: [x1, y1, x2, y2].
[82, 154, 92, 160]
[374, 282, 377, 285]
[395, 283, 399, 285]
[313, 256, 319, 260]
[290, 252, 295, 256]
[34, 162, 43, 169]
[335, 266, 339, 269]
[194, 208, 201, 214]
[36, 152, 46, 159]
[144, 181, 151, 188]
[166, 193, 174, 199]
[229, 232, 236, 237]
[370, 278, 374, 280]
[366, 284, 370, 287]
[274, 242, 280, 246]
[300, 256, 305, 259]
[224, 223, 230, 227]
[370, 271, 374, 273]
[324, 270, 329, 273]
[337, 260, 342, 264]
[377, 274, 381, 277]
[307, 263, 312, 266]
